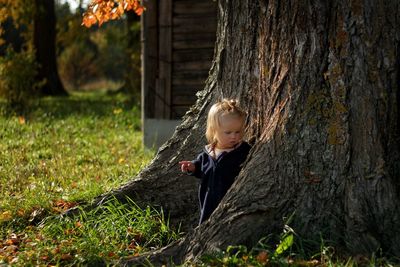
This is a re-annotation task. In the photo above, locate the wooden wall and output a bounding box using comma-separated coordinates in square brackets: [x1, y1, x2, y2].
[142, 0, 217, 120]
[141, 0, 158, 120]
[171, 0, 217, 118]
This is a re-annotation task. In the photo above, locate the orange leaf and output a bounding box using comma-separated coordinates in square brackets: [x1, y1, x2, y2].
[256, 251, 269, 264]
[60, 254, 73, 261]
[52, 199, 78, 212]
[0, 211, 12, 222]
[128, 242, 137, 250]
[17, 209, 25, 216]
[83, 0, 144, 27]
[18, 116, 25, 124]
[40, 255, 50, 261]
[71, 181, 78, 188]
[52, 247, 61, 255]
[82, 14, 97, 27]
[111, 12, 119, 20]
[117, 4, 124, 15]
[135, 6, 144, 15]
[107, 1, 114, 8]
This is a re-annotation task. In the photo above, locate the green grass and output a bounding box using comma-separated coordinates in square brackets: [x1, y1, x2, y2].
[193, 239, 396, 267]
[193, 227, 398, 267]
[0, 91, 182, 265]
[0, 91, 151, 217]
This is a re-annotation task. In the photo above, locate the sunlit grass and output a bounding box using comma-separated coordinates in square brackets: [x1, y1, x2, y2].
[0, 91, 178, 266]
[0, 197, 180, 266]
[0, 91, 151, 218]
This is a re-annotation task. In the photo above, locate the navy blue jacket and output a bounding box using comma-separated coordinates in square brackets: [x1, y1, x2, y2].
[190, 142, 251, 224]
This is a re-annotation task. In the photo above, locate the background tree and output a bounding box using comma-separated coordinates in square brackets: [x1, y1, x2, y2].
[33, 0, 67, 96]
[86, 0, 400, 264]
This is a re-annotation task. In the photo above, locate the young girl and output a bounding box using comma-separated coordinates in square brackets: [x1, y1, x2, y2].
[179, 99, 251, 224]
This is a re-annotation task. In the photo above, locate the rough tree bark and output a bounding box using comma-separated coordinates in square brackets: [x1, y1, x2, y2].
[33, 0, 67, 96]
[91, 0, 400, 264]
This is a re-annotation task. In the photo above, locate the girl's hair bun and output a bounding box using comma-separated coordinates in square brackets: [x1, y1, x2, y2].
[220, 98, 239, 111]
[228, 99, 237, 107]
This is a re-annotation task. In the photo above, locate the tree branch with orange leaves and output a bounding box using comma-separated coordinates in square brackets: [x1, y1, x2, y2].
[82, 0, 144, 27]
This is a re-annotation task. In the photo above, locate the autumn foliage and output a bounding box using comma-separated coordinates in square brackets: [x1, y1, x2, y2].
[82, 0, 144, 27]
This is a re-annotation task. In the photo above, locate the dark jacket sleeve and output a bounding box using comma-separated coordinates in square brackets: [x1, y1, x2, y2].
[187, 153, 203, 179]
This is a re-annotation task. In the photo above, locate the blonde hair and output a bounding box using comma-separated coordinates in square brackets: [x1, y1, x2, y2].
[206, 99, 246, 145]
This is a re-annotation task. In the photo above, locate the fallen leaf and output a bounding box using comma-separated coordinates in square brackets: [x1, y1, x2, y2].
[29, 208, 45, 222]
[10, 257, 18, 264]
[0, 211, 12, 222]
[35, 233, 44, 241]
[18, 116, 25, 124]
[5, 245, 18, 253]
[293, 259, 320, 266]
[113, 108, 122, 115]
[256, 251, 269, 264]
[52, 199, 78, 213]
[60, 254, 73, 261]
[40, 255, 50, 261]
[64, 229, 76, 235]
[52, 247, 61, 255]
[17, 209, 25, 216]
[5, 234, 19, 246]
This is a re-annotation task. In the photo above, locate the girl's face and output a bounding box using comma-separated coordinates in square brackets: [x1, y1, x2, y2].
[215, 115, 244, 149]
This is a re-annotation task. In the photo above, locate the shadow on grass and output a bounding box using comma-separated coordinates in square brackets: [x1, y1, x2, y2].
[1, 91, 139, 120]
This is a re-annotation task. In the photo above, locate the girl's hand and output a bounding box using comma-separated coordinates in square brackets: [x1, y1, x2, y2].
[179, 161, 195, 173]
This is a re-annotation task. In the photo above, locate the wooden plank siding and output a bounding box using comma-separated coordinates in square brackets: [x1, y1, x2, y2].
[141, 0, 158, 119]
[142, 0, 217, 120]
[171, 0, 217, 118]
[156, 0, 172, 119]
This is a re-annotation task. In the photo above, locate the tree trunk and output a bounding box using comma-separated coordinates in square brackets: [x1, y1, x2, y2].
[92, 0, 400, 264]
[33, 0, 67, 96]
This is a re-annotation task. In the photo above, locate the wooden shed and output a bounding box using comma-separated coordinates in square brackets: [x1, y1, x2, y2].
[141, 0, 217, 148]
